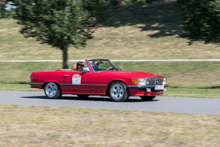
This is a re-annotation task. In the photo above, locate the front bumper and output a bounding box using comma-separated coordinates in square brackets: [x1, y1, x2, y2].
[127, 85, 169, 96]
[127, 85, 169, 88]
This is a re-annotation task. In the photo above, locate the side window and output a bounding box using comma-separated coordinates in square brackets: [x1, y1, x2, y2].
[89, 60, 114, 71]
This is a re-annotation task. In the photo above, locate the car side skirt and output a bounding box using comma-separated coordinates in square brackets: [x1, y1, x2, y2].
[30, 82, 107, 95]
[30, 83, 44, 85]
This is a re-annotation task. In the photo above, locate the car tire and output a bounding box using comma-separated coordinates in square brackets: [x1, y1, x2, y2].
[140, 96, 156, 101]
[109, 81, 129, 102]
[77, 95, 89, 99]
[44, 82, 62, 99]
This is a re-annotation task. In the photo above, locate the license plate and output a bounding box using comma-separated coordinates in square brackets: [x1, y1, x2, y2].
[154, 85, 164, 90]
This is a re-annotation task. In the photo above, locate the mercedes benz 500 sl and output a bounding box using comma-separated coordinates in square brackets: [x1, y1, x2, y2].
[30, 59, 169, 102]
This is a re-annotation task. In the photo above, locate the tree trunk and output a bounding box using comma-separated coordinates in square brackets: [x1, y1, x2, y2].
[147, 0, 153, 3]
[0, 0, 1, 12]
[62, 47, 68, 69]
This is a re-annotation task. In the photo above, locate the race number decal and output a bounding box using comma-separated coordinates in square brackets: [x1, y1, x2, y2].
[72, 74, 81, 85]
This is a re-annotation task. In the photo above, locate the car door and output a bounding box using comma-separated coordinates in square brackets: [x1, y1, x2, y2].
[59, 71, 97, 93]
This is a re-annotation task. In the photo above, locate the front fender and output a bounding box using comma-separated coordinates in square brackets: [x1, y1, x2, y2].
[105, 78, 129, 95]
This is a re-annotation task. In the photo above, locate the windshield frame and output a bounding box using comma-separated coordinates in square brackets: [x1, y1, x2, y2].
[87, 59, 119, 73]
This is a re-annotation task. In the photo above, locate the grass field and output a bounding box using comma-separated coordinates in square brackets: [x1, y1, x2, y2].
[0, 62, 219, 88]
[0, 1, 219, 98]
[0, 61, 219, 98]
[1, 2, 220, 146]
[0, 2, 220, 60]
[0, 104, 220, 146]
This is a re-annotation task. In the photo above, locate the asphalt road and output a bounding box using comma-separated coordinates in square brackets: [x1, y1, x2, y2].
[0, 91, 220, 116]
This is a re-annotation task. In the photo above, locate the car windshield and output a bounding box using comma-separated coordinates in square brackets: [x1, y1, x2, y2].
[88, 59, 119, 72]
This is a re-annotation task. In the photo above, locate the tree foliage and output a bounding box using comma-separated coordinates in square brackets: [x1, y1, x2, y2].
[13, 0, 104, 68]
[177, 0, 220, 44]
[0, 0, 6, 18]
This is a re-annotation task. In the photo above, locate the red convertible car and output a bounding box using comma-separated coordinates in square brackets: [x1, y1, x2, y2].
[30, 59, 168, 102]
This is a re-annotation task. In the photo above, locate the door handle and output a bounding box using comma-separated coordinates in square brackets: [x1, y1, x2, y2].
[63, 75, 70, 77]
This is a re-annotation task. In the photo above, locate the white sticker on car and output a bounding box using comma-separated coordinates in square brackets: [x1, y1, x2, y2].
[72, 74, 81, 85]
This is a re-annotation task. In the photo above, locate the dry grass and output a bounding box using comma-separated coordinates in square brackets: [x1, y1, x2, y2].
[0, 104, 220, 147]
[0, 2, 220, 60]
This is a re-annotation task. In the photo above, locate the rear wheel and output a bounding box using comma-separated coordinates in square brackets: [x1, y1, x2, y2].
[109, 81, 129, 102]
[77, 95, 89, 99]
[140, 96, 156, 101]
[44, 82, 62, 99]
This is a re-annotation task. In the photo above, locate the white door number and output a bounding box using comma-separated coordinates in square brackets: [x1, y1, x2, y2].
[72, 74, 81, 85]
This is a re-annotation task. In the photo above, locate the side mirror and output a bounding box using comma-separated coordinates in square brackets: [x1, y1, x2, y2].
[117, 67, 121, 71]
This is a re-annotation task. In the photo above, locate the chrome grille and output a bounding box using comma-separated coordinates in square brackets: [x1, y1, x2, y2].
[146, 77, 164, 85]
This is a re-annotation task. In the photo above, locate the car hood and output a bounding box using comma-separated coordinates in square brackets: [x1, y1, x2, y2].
[102, 71, 165, 78]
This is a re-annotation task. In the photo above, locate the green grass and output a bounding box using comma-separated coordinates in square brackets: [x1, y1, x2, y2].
[116, 61, 220, 88]
[0, 61, 219, 99]
[164, 88, 220, 98]
[0, 2, 220, 60]
[0, 61, 219, 88]
[0, 2, 219, 98]
[0, 84, 41, 92]
[0, 62, 60, 84]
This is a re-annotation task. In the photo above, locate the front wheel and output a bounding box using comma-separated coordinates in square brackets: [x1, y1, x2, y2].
[109, 81, 129, 102]
[44, 82, 62, 99]
[140, 96, 156, 101]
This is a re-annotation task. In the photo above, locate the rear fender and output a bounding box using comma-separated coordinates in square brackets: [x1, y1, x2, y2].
[42, 80, 60, 89]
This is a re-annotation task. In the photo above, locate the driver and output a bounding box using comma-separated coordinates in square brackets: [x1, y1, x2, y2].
[92, 61, 99, 71]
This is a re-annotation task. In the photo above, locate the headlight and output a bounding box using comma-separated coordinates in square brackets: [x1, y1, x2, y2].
[146, 78, 149, 84]
[163, 78, 166, 85]
[132, 78, 146, 85]
[139, 79, 146, 85]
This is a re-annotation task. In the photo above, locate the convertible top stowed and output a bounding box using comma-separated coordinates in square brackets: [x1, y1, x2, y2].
[30, 59, 168, 102]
